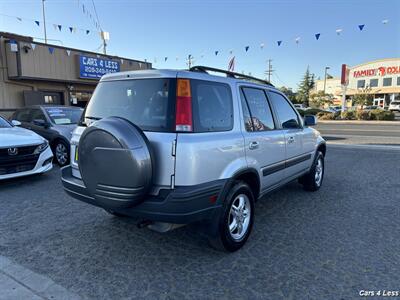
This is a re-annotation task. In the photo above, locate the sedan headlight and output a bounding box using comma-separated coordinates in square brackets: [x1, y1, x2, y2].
[34, 141, 49, 154]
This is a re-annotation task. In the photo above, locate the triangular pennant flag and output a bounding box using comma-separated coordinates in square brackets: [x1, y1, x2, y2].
[31, 43, 36, 51]
[260, 43, 265, 49]
[245, 46, 250, 52]
[358, 24, 365, 31]
[295, 37, 301, 44]
[336, 28, 343, 35]
[69, 27, 73, 33]
[164, 57, 168, 62]
[382, 19, 389, 25]
[35, 20, 40, 26]
[66, 50, 71, 56]
[215, 51, 219, 56]
[86, 30, 90, 35]
[58, 25, 62, 31]
[229, 49, 233, 55]
[17, 17, 22, 22]
[315, 33, 321, 40]
[48, 47, 55, 54]
[277, 41, 282, 46]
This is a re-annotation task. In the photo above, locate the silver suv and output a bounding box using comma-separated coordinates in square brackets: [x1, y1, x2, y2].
[61, 66, 326, 252]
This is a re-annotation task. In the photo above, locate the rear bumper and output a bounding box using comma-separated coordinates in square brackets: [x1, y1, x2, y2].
[61, 166, 225, 224]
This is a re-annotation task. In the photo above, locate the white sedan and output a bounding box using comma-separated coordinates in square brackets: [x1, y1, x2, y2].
[0, 115, 53, 180]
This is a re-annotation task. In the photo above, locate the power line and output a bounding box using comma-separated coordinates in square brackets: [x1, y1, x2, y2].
[91, 0, 102, 31]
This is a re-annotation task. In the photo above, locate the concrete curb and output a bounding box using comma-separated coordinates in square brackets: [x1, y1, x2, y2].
[328, 143, 400, 151]
[0, 255, 82, 300]
[318, 120, 400, 125]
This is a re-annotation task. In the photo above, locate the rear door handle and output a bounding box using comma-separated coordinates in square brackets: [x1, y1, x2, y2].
[249, 141, 259, 150]
[287, 136, 295, 144]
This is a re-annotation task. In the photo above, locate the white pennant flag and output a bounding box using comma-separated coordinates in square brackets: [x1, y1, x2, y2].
[336, 28, 343, 35]
[382, 19, 389, 24]
[66, 50, 71, 56]
[295, 37, 301, 44]
[31, 43, 36, 51]
[260, 43, 265, 49]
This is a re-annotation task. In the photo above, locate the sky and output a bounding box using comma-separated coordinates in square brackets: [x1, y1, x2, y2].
[0, 0, 399, 90]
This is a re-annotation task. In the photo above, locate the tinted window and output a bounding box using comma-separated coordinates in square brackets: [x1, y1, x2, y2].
[397, 77, 400, 86]
[45, 107, 82, 125]
[240, 90, 253, 131]
[369, 79, 378, 87]
[383, 77, 392, 86]
[191, 80, 233, 132]
[85, 79, 175, 132]
[14, 109, 31, 122]
[357, 80, 365, 88]
[31, 109, 46, 123]
[241, 88, 275, 131]
[0, 116, 12, 128]
[268, 92, 300, 129]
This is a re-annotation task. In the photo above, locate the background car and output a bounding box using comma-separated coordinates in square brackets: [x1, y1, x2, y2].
[389, 101, 400, 112]
[10, 106, 83, 166]
[363, 105, 384, 111]
[0, 115, 53, 180]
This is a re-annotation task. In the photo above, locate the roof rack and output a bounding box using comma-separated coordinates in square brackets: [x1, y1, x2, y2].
[189, 65, 274, 87]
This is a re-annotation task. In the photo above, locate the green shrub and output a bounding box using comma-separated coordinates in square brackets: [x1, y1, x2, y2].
[369, 109, 395, 121]
[341, 110, 356, 120]
[356, 110, 370, 120]
[316, 111, 337, 120]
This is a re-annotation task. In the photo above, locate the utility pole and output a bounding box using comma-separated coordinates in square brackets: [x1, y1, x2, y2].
[323, 66, 330, 94]
[41, 0, 48, 44]
[187, 55, 194, 69]
[101, 31, 110, 55]
[265, 59, 274, 82]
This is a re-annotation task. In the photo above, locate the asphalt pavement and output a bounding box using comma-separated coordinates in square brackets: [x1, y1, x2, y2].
[1, 146, 399, 299]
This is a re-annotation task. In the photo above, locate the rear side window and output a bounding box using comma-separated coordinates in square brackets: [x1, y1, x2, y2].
[268, 92, 301, 129]
[14, 109, 31, 122]
[84, 79, 176, 132]
[191, 80, 233, 132]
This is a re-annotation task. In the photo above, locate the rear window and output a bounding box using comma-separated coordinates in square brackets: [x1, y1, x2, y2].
[84, 79, 176, 132]
[45, 108, 83, 125]
[191, 80, 233, 132]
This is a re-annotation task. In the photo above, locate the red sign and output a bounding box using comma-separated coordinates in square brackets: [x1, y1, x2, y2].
[353, 66, 400, 78]
[341, 64, 349, 85]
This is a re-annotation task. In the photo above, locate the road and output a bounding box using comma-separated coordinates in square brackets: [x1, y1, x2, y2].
[316, 122, 400, 147]
[1, 146, 400, 299]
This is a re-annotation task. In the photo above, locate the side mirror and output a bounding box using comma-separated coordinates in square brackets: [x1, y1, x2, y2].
[304, 115, 317, 126]
[11, 120, 21, 126]
[33, 119, 49, 128]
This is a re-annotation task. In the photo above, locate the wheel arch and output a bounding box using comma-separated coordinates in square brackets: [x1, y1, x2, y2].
[317, 142, 326, 157]
[221, 168, 260, 203]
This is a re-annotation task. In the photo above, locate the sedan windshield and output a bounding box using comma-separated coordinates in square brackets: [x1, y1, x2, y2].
[0, 116, 12, 128]
[45, 108, 83, 125]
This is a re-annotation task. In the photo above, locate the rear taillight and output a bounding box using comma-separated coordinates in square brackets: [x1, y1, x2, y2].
[175, 79, 193, 132]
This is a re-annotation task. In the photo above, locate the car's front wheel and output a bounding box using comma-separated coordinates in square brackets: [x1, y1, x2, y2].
[208, 181, 254, 252]
[300, 151, 324, 191]
[54, 140, 70, 166]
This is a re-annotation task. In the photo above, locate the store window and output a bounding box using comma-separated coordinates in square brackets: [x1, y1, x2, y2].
[369, 79, 378, 87]
[44, 95, 54, 104]
[397, 77, 400, 86]
[383, 78, 392, 87]
[357, 80, 365, 88]
[69, 91, 93, 108]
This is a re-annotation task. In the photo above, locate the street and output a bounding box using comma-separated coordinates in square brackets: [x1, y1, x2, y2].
[1, 146, 399, 299]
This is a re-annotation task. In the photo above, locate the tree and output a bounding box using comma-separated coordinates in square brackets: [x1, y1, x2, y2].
[352, 86, 373, 109]
[309, 91, 334, 109]
[279, 86, 298, 103]
[296, 67, 315, 107]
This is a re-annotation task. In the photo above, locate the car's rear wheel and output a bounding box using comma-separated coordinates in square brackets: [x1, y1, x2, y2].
[208, 181, 254, 252]
[54, 140, 69, 166]
[300, 151, 324, 191]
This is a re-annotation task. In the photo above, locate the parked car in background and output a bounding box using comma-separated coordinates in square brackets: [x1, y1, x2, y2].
[327, 106, 342, 113]
[363, 105, 384, 111]
[294, 104, 305, 109]
[61, 66, 326, 252]
[0, 115, 53, 180]
[11, 106, 83, 166]
[389, 101, 400, 112]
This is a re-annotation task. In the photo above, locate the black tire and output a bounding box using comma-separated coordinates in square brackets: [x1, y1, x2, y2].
[300, 151, 324, 191]
[208, 181, 255, 252]
[54, 140, 70, 167]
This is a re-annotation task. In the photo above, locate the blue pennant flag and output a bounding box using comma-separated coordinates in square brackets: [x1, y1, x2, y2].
[277, 41, 282, 46]
[86, 30, 90, 35]
[245, 46, 249, 52]
[315, 33, 321, 40]
[69, 27, 73, 33]
[48, 47, 54, 54]
[57, 25, 62, 31]
[35, 20, 40, 26]
[164, 57, 168, 62]
[215, 51, 219, 56]
[358, 24, 365, 31]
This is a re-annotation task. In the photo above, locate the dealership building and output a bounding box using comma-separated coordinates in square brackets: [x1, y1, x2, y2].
[0, 32, 152, 116]
[314, 58, 400, 108]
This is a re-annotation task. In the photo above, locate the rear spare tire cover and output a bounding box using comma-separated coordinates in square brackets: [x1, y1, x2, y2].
[78, 117, 153, 209]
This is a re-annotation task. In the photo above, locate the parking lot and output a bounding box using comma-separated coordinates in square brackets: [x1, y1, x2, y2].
[1, 146, 399, 299]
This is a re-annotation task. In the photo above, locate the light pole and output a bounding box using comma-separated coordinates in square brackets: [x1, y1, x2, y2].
[41, 0, 47, 44]
[323, 66, 330, 94]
